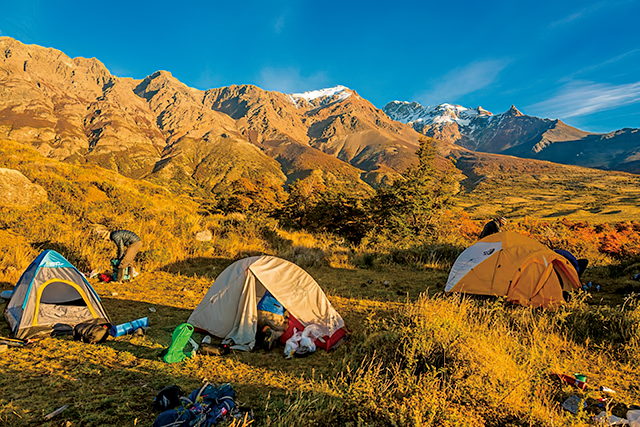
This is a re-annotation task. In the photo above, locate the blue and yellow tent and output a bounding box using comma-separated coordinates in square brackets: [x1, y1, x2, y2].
[4, 250, 110, 339]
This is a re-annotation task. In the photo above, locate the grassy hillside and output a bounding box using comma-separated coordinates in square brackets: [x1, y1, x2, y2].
[0, 139, 639, 426]
[453, 151, 640, 222]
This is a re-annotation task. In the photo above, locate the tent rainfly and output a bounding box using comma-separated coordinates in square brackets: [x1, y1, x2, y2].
[445, 232, 582, 308]
[4, 250, 110, 339]
[188, 256, 346, 351]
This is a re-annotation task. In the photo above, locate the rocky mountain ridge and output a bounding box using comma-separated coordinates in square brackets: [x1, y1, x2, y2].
[3, 35, 640, 208]
[384, 100, 640, 173]
[0, 37, 422, 195]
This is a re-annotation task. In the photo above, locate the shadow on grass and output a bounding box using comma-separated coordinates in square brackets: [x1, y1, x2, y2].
[543, 209, 580, 218]
[0, 295, 351, 427]
[31, 240, 93, 272]
[158, 256, 235, 278]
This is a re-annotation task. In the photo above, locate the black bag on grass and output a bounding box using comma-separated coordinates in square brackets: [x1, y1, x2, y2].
[51, 323, 74, 337]
[153, 385, 184, 411]
[73, 323, 110, 344]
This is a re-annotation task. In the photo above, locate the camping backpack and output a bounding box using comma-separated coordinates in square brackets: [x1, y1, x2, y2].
[73, 323, 110, 344]
[153, 382, 235, 427]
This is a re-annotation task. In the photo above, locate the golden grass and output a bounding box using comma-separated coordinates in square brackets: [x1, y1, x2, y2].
[458, 167, 640, 223]
[0, 138, 639, 426]
[4, 272, 637, 426]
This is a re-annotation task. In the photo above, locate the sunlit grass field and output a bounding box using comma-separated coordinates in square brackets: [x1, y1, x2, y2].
[455, 157, 640, 223]
[0, 139, 639, 426]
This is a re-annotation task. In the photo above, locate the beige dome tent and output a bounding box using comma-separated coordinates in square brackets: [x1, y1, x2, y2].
[188, 256, 346, 351]
[445, 232, 582, 308]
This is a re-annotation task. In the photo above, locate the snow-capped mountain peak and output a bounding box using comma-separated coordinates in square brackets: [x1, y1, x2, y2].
[383, 101, 492, 129]
[289, 85, 352, 108]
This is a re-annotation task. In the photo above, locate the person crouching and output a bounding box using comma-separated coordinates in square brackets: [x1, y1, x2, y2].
[109, 229, 142, 281]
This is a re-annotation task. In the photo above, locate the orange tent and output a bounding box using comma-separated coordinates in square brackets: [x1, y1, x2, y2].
[445, 232, 582, 308]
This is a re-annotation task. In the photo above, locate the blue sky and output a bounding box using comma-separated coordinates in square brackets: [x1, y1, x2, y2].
[1, 0, 639, 133]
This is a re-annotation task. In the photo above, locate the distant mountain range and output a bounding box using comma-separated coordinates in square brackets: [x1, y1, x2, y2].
[1, 36, 639, 200]
[383, 101, 640, 173]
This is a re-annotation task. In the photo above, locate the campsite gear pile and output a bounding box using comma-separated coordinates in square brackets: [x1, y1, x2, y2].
[552, 372, 619, 396]
[188, 256, 347, 352]
[4, 250, 111, 339]
[551, 372, 640, 423]
[445, 232, 582, 308]
[152, 382, 236, 427]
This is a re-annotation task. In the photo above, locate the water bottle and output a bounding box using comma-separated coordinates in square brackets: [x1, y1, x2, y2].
[555, 373, 588, 390]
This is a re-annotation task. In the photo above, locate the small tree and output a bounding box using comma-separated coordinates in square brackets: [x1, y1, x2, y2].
[367, 137, 459, 246]
[278, 172, 328, 228]
[277, 171, 371, 243]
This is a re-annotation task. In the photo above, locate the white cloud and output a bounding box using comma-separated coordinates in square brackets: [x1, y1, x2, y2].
[416, 59, 510, 106]
[570, 49, 640, 78]
[256, 67, 330, 94]
[274, 15, 285, 34]
[548, 1, 634, 29]
[528, 80, 640, 119]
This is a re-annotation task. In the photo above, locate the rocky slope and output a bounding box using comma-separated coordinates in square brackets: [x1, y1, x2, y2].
[0, 37, 423, 193]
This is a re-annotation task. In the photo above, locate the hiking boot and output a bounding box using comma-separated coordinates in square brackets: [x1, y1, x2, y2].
[263, 327, 276, 351]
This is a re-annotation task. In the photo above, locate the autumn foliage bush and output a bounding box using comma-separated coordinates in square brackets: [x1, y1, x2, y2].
[507, 217, 640, 267]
